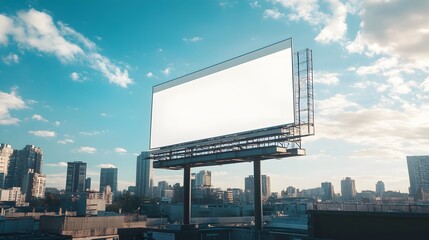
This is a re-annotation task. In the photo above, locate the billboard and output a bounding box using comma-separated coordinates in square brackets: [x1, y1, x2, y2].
[150, 39, 294, 149]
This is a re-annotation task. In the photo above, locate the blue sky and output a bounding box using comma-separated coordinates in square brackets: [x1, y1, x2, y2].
[1, 0, 428, 194]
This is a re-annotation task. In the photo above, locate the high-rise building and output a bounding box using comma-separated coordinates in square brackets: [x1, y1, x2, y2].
[22, 169, 46, 201]
[302, 187, 324, 198]
[0, 187, 25, 205]
[245, 175, 255, 204]
[65, 161, 87, 193]
[100, 168, 118, 193]
[262, 175, 271, 198]
[407, 156, 429, 200]
[85, 177, 92, 191]
[375, 181, 385, 197]
[157, 180, 171, 199]
[229, 188, 243, 204]
[321, 182, 335, 200]
[31, 172, 46, 199]
[158, 181, 169, 191]
[341, 177, 357, 200]
[5, 145, 43, 189]
[127, 186, 136, 195]
[136, 152, 153, 197]
[191, 173, 196, 189]
[196, 170, 211, 188]
[244, 175, 271, 204]
[284, 186, 298, 198]
[0, 144, 13, 188]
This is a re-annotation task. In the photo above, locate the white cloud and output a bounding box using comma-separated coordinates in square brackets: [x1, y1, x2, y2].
[58, 22, 97, 51]
[53, 121, 61, 126]
[79, 129, 108, 136]
[114, 147, 127, 153]
[0, 14, 13, 44]
[218, 1, 237, 8]
[263, 8, 285, 19]
[272, 0, 350, 44]
[162, 67, 172, 76]
[386, 76, 412, 95]
[28, 130, 56, 137]
[314, 0, 348, 44]
[0, 9, 133, 88]
[14, 9, 84, 62]
[88, 53, 132, 88]
[2, 53, 19, 64]
[27, 99, 38, 105]
[272, 0, 326, 25]
[314, 71, 340, 85]
[57, 139, 74, 144]
[46, 162, 68, 167]
[146, 72, 154, 78]
[97, 163, 116, 168]
[351, 57, 420, 97]
[315, 94, 429, 157]
[100, 112, 110, 117]
[346, 31, 365, 54]
[0, 89, 26, 125]
[317, 94, 360, 117]
[421, 77, 429, 92]
[347, 0, 429, 63]
[355, 57, 400, 76]
[250, 1, 261, 8]
[78, 146, 97, 154]
[183, 36, 203, 42]
[32, 114, 48, 122]
[70, 72, 80, 81]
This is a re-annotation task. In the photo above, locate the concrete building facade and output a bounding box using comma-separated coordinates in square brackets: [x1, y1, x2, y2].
[0, 144, 13, 188]
[21, 169, 46, 200]
[0, 187, 25, 205]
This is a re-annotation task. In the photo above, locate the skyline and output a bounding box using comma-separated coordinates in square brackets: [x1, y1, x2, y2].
[1, 0, 428, 193]
[0, 137, 418, 194]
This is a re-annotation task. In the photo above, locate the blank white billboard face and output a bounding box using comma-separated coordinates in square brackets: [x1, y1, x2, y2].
[150, 39, 294, 149]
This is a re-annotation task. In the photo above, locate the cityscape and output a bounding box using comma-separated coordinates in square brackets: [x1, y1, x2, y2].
[1, 0, 429, 239]
[1, 143, 422, 209]
[1, 143, 428, 239]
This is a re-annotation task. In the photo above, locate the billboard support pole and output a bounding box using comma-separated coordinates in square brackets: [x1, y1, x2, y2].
[254, 159, 263, 234]
[183, 165, 191, 225]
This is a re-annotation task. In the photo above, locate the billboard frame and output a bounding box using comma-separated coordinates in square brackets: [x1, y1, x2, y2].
[150, 45, 315, 168]
[149, 38, 295, 151]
